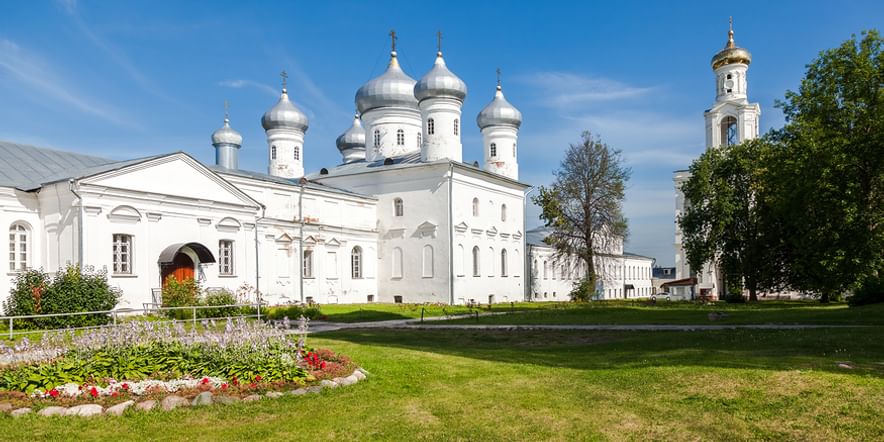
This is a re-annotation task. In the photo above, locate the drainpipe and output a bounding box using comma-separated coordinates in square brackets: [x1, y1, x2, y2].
[523, 186, 537, 301]
[447, 163, 455, 305]
[254, 203, 266, 303]
[68, 179, 84, 267]
[298, 180, 305, 304]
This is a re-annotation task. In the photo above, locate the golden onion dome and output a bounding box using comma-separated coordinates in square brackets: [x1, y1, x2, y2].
[711, 25, 752, 70]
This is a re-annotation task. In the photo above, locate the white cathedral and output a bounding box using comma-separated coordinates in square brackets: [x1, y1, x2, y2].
[672, 23, 760, 299]
[0, 36, 653, 309]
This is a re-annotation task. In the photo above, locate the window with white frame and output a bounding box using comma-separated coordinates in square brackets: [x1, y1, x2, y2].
[219, 240, 234, 275]
[422, 245, 434, 278]
[472, 246, 480, 277]
[393, 198, 403, 217]
[472, 197, 479, 217]
[453, 118, 459, 135]
[396, 129, 405, 146]
[294, 146, 300, 160]
[303, 249, 314, 278]
[112, 234, 133, 274]
[271, 145, 277, 160]
[8, 223, 29, 272]
[513, 143, 516, 157]
[417, 132, 422, 146]
[428, 118, 435, 135]
[351, 246, 362, 279]
[374, 129, 381, 147]
[501, 204, 507, 222]
[490, 142, 497, 157]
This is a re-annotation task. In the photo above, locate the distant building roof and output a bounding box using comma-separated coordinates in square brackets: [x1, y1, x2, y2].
[526, 227, 653, 261]
[210, 166, 375, 200]
[306, 150, 530, 188]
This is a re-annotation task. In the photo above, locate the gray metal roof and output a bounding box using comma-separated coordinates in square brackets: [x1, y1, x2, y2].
[209, 165, 375, 200]
[526, 227, 653, 260]
[0, 140, 131, 191]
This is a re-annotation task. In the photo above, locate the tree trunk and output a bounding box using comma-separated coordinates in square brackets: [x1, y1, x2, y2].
[820, 292, 831, 303]
[748, 287, 758, 302]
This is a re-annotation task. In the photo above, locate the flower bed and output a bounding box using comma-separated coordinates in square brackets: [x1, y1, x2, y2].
[0, 317, 357, 409]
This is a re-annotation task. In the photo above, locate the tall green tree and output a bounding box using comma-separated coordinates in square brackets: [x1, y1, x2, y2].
[774, 30, 884, 302]
[679, 138, 785, 302]
[532, 131, 631, 300]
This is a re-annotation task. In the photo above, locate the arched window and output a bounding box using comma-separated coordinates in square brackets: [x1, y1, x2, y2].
[501, 204, 507, 222]
[351, 246, 363, 279]
[303, 249, 314, 278]
[472, 246, 480, 277]
[293, 146, 300, 160]
[543, 260, 548, 279]
[513, 143, 516, 157]
[393, 198, 403, 217]
[374, 129, 381, 147]
[533, 259, 538, 277]
[472, 198, 479, 217]
[396, 129, 405, 146]
[500, 249, 508, 277]
[271, 145, 277, 160]
[392, 247, 403, 278]
[8, 223, 29, 272]
[514, 249, 520, 277]
[488, 246, 495, 276]
[455, 244, 465, 276]
[422, 245, 434, 277]
[490, 143, 497, 157]
[721, 116, 738, 146]
[453, 118, 459, 135]
[428, 118, 435, 135]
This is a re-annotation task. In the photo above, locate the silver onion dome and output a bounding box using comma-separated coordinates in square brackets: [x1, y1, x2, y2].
[414, 52, 467, 102]
[336, 114, 366, 152]
[261, 89, 309, 132]
[477, 85, 522, 129]
[355, 52, 419, 114]
[212, 117, 242, 146]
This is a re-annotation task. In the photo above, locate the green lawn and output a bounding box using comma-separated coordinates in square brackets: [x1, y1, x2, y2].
[316, 302, 539, 323]
[3, 326, 882, 441]
[432, 301, 884, 326]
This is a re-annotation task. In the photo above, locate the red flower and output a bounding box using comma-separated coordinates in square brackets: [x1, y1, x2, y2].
[89, 387, 99, 398]
[254, 375, 262, 382]
[221, 383, 229, 390]
[111, 391, 119, 397]
[48, 389, 59, 398]
[248, 383, 257, 389]
[320, 361, 327, 369]
[231, 376, 239, 386]
[121, 383, 129, 390]
[201, 377, 210, 385]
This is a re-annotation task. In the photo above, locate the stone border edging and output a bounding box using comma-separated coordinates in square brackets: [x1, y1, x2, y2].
[3, 367, 369, 418]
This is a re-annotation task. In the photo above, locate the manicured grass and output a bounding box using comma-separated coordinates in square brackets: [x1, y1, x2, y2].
[2, 326, 882, 441]
[317, 302, 534, 323]
[433, 300, 884, 326]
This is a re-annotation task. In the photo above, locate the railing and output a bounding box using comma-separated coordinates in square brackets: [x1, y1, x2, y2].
[0, 303, 263, 340]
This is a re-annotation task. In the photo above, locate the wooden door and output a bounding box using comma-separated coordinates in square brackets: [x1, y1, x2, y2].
[162, 253, 195, 287]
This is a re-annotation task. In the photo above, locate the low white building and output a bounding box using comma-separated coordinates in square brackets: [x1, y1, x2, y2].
[527, 228, 653, 301]
[0, 38, 535, 308]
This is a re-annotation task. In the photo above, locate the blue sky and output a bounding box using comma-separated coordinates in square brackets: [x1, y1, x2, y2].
[1, 0, 881, 266]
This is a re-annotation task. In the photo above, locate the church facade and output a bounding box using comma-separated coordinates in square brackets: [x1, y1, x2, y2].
[673, 23, 761, 299]
[1, 37, 655, 309]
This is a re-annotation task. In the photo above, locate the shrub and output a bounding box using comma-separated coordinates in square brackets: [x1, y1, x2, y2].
[263, 304, 323, 321]
[569, 276, 596, 302]
[201, 289, 240, 318]
[849, 273, 884, 306]
[723, 291, 747, 303]
[4, 266, 120, 329]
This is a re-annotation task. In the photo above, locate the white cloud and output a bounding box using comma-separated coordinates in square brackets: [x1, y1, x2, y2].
[218, 79, 279, 98]
[0, 39, 134, 128]
[519, 72, 654, 108]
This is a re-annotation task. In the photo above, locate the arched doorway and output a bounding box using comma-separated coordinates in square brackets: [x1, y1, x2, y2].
[157, 242, 215, 288]
[162, 253, 194, 287]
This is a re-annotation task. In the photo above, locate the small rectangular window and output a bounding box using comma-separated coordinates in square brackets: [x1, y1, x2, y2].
[112, 234, 133, 274]
[303, 249, 314, 278]
[219, 240, 234, 275]
[394, 295, 403, 304]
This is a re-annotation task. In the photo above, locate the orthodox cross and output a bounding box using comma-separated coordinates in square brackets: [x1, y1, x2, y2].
[280, 70, 288, 91]
[496, 67, 502, 88]
[729, 16, 733, 32]
[389, 29, 397, 52]
[437, 30, 443, 53]
[223, 99, 229, 121]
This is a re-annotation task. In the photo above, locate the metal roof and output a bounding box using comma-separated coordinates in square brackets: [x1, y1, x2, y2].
[0, 140, 118, 190]
[208, 165, 375, 200]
